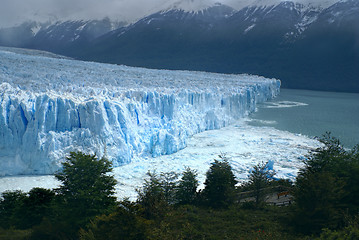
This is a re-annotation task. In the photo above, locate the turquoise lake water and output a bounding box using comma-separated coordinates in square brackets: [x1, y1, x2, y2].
[248, 89, 359, 148]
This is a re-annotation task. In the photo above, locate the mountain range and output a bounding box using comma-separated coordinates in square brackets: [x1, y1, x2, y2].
[0, 0, 358, 92]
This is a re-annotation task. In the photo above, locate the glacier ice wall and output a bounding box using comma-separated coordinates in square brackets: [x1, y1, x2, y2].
[0, 48, 280, 176]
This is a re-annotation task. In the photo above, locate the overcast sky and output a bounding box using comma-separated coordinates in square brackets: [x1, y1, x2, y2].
[0, 0, 337, 28]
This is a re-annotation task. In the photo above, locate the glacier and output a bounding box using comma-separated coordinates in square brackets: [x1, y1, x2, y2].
[0, 119, 321, 200]
[0, 48, 280, 176]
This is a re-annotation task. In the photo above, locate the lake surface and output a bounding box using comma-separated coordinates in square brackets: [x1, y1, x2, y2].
[249, 89, 359, 148]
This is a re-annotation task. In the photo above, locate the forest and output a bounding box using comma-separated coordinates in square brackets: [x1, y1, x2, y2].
[1, 134, 359, 240]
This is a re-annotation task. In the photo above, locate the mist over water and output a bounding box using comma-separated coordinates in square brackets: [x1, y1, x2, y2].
[249, 89, 359, 148]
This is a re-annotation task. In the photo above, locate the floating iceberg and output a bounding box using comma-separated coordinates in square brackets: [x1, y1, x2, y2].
[0, 48, 280, 176]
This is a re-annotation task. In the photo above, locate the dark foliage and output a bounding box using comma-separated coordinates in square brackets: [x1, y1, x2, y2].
[176, 167, 199, 205]
[148, 204, 298, 240]
[16, 188, 55, 229]
[0, 228, 32, 240]
[159, 171, 179, 205]
[55, 152, 117, 225]
[247, 161, 275, 205]
[203, 154, 237, 208]
[79, 205, 147, 240]
[316, 218, 359, 240]
[292, 133, 359, 234]
[29, 151, 117, 239]
[136, 171, 171, 219]
[0, 190, 27, 229]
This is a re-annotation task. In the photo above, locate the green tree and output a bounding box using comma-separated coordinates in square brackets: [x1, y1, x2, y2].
[293, 133, 359, 234]
[176, 167, 199, 205]
[136, 171, 169, 219]
[317, 220, 359, 240]
[159, 171, 178, 205]
[55, 152, 117, 228]
[294, 171, 345, 234]
[79, 206, 147, 240]
[203, 154, 237, 208]
[0, 190, 26, 229]
[15, 188, 55, 229]
[247, 161, 275, 205]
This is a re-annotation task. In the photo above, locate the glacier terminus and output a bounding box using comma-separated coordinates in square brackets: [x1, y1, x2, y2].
[0, 47, 280, 176]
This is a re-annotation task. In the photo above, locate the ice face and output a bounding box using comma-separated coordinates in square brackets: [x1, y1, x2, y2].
[0, 48, 280, 176]
[0, 119, 321, 200]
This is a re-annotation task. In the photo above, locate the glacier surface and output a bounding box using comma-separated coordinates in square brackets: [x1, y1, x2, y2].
[0, 48, 280, 176]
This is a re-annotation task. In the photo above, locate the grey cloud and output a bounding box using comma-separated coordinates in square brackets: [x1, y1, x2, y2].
[0, 0, 337, 28]
[0, 0, 170, 27]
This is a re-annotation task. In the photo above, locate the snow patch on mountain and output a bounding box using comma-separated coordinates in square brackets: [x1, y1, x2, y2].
[225, 0, 342, 10]
[162, 0, 217, 12]
[31, 24, 42, 36]
[295, 13, 318, 34]
[244, 24, 256, 33]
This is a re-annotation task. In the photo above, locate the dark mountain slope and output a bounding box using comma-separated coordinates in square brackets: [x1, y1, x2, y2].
[0, 1, 358, 92]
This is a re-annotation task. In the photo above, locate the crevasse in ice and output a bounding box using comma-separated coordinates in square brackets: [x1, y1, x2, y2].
[0, 48, 280, 176]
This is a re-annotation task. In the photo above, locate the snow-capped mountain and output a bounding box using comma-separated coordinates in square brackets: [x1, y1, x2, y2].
[0, 18, 125, 55]
[226, 0, 340, 10]
[28, 19, 124, 54]
[74, 0, 358, 92]
[0, 21, 39, 47]
[0, 0, 357, 92]
[162, 0, 219, 12]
